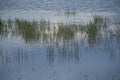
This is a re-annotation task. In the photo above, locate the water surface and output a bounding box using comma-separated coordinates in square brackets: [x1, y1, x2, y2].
[0, 0, 120, 80]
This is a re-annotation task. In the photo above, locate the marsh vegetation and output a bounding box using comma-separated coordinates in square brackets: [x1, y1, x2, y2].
[0, 0, 120, 79]
[0, 15, 120, 62]
[0, 15, 119, 44]
[0, 15, 120, 80]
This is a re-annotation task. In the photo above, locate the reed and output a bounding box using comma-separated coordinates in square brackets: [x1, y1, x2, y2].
[86, 21, 98, 44]
[15, 19, 39, 43]
[0, 19, 4, 35]
[57, 23, 76, 40]
[0, 15, 111, 45]
[39, 19, 50, 31]
[86, 15, 107, 45]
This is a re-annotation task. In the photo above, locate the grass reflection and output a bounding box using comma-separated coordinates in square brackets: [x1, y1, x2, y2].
[46, 40, 80, 63]
[0, 48, 28, 64]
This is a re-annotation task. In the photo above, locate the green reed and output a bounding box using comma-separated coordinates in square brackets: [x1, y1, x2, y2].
[0, 19, 4, 35]
[0, 15, 111, 45]
[57, 23, 76, 40]
[15, 19, 39, 43]
[86, 15, 108, 45]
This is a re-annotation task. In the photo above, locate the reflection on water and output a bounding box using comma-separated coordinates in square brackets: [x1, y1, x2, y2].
[0, 15, 120, 80]
[0, 48, 28, 64]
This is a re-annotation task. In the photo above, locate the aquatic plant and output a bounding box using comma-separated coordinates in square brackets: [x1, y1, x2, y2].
[7, 19, 14, 28]
[0, 15, 120, 64]
[15, 19, 39, 43]
[78, 24, 86, 33]
[117, 24, 120, 37]
[0, 19, 4, 35]
[116, 24, 120, 48]
[93, 15, 103, 24]
[65, 10, 77, 16]
[85, 15, 108, 45]
[0, 15, 110, 45]
[39, 19, 50, 31]
[0, 19, 8, 37]
[0, 19, 3, 27]
[57, 23, 76, 40]
[86, 21, 98, 44]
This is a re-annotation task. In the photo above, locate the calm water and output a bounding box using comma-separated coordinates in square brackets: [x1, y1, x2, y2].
[0, 0, 120, 80]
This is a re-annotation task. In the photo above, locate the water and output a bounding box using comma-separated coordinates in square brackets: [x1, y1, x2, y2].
[0, 0, 120, 11]
[0, 0, 120, 80]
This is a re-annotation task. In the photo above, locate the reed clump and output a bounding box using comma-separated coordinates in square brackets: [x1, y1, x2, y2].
[39, 19, 50, 31]
[15, 19, 39, 42]
[57, 23, 76, 40]
[0, 19, 4, 35]
[0, 15, 110, 45]
[86, 15, 107, 45]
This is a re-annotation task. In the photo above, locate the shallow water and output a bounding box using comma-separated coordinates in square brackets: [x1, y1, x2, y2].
[0, 0, 120, 80]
